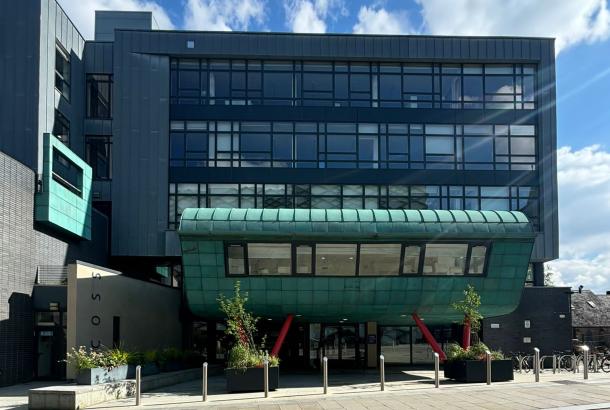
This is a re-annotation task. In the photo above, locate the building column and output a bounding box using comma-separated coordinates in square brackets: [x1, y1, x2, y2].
[533, 262, 545, 286]
[366, 322, 377, 368]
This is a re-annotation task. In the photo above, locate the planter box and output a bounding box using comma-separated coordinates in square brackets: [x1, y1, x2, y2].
[225, 367, 279, 393]
[444, 359, 513, 383]
[75, 365, 129, 385]
[127, 363, 160, 378]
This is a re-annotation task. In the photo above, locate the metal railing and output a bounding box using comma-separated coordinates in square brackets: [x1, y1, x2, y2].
[35, 265, 68, 285]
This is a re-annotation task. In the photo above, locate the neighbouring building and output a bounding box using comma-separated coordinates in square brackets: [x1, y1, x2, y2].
[0, 0, 566, 384]
[571, 289, 610, 349]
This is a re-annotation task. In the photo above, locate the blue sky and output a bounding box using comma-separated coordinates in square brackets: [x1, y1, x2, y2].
[61, 0, 610, 292]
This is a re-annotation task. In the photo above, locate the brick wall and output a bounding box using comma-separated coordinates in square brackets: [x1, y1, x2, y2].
[0, 151, 107, 386]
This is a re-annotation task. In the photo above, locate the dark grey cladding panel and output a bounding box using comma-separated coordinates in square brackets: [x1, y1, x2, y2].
[111, 35, 169, 256]
[116, 30, 553, 62]
[84, 41, 114, 73]
[0, 0, 41, 170]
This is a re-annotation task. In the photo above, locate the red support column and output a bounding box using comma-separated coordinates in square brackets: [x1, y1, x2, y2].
[462, 316, 471, 349]
[412, 313, 447, 361]
[271, 314, 294, 357]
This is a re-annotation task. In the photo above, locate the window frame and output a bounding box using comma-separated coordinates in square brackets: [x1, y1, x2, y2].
[222, 240, 492, 278]
[55, 41, 71, 102]
[86, 74, 113, 119]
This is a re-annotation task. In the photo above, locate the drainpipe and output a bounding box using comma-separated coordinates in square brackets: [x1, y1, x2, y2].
[412, 313, 446, 361]
[271, 314, 294, 357]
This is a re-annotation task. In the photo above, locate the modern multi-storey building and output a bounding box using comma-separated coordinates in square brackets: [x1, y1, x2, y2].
[0, 1, 571, 385]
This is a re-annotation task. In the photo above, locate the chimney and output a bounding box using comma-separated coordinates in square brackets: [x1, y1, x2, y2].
[606, 291, 610, 296]
[578, 285, 583, 293]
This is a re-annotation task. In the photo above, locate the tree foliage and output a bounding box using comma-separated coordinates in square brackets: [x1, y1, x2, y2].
[452, 284, 483, 331]
[218, 281, 279, 369]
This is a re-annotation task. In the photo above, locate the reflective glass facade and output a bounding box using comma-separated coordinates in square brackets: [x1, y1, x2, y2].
[168, 183, 538, 229]
[171, 59, 535, 110]
[170, 121, 536, 170]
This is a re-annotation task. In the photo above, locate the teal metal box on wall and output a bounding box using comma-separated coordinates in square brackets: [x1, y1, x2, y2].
[35, 133, 92, 239]
[178, 208, 535, 325]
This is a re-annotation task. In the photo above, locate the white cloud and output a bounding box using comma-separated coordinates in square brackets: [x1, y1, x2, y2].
[546, 145, 610, 293]
[416, 0, 610, 54]
[184, 0, 266, 31]
[58, 0, 175, 40]
[353, 6, 414, 35]
[284, 0, 347, 33]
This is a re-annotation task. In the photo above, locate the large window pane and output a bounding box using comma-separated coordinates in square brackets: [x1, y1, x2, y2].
[316, 244, 357, 276]
[264, 72, 293, 100]
[296, 244, 313, 274]
[510, 138, 535, 155]
[463, 137, 493, 162]
[359, 244, 401, 276]
[423, 244, 468, 275]
[426, 137, 453, 155]
[248, 243, 291, 275]
[379, 75, 401, 100]
[227, 244, 246, 275]
[402, 245, 421, 274]
[468, 245, 487, 274]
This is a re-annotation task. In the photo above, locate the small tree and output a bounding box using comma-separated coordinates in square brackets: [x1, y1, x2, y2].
[452, 284, 483, 349]
[218, 281, 279, 369]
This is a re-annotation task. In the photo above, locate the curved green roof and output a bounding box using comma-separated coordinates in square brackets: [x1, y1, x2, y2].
[178, 208, 533, 240]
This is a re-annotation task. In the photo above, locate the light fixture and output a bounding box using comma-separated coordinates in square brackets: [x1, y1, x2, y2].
[267, 318, 272, 321]
[295, 314, 302, 317]
[400, 314, 407, 317]
[342, 318, 348, 321]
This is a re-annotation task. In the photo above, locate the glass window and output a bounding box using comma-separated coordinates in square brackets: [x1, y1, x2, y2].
[423, 244, 468, 275]
[52, 148, 82, 195]
[227, 244, 246, 275]
[52, 110, 70, 145]
[426, 137, 453, 155]
[316, 244, 357, 276]
[86, 74, 112, 118]
[263, 72, 293, 101]
[463, 76, 483, 103]
[248, 243, 291, 275]
[468, 245, 487, 274]
[402, 245, 421, 274]
[463, 136, 493, 162]
[55, 43, 70, 100]
[379, 75, 401, 100]
[295, 244, 313, 274]
[85, 136, 112, 180]
[359, 244, 401, 276]
[510, 138, 535, 155]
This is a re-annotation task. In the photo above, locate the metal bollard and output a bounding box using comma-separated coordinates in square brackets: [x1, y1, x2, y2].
[380, 355, 385, 391]
[552, 355, 556, 374]
[135, 365, 141, 406]
[434, 352, 440, 388]
[582, 346, 589, 380]
[323, 356, 328, 394]
[594, 352, 598, 373]
[264, 358, 269, 398]
[534, 348, 540, 382]
[485, 350, 492, 385]
[202, 362, 208, 402]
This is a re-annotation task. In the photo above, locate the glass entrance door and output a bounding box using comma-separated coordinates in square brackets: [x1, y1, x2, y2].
[319, 324, 364, 368]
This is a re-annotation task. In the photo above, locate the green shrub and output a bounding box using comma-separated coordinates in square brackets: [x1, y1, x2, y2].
[227, 344, 279, 370]
[446, 342, 503, 362]
[143, 350, 158, 365]
[65, 346, 129, 372]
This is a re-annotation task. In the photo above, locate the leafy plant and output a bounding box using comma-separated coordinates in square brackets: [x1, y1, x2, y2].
[446, 342, 504, 362]
[452, 284, 483, 332]
[143, 350, 158, 365]
[65, 346, 129, 372]
[218, 282, 279, 369]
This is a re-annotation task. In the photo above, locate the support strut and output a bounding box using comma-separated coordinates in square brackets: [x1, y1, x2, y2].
[412, 313, 447, 361]
[270, 314, 294, 357]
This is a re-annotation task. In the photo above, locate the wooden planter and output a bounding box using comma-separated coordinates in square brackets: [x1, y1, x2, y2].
[225, 366, 279, 393]
[444, 359, 513, 382]
[75, 365, 129, 385]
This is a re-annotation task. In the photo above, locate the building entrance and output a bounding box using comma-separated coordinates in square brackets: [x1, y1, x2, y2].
[318, 324, 366, 368]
